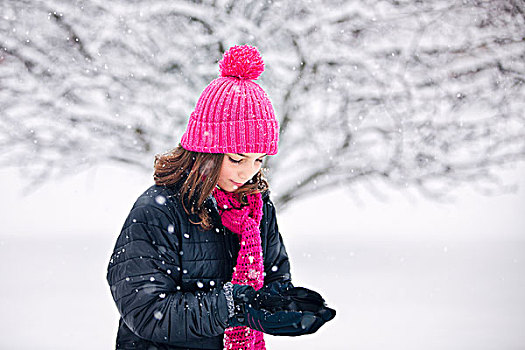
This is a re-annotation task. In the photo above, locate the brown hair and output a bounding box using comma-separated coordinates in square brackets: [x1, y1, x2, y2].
[153, 143, 269, 231]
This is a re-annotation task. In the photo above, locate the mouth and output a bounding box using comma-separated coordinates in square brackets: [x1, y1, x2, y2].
[230, 180, 244, 187]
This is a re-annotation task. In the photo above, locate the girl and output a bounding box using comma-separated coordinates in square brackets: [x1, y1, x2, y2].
[106, 45, 335, 350]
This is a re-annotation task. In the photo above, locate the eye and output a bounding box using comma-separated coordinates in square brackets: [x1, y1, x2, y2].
[228, 157, 264, 164]
[228, 157, 241, 164]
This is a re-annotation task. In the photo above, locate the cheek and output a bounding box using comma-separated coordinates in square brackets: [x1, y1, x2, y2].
[219, 162, 233, 179]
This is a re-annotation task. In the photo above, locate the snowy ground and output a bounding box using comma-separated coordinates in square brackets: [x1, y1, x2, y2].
[1, 164, 524, 349]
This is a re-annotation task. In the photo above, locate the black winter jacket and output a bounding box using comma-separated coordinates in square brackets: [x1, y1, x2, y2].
[106, 181, 292, 349]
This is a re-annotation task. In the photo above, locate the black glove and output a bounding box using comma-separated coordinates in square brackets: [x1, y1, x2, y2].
[225, 283, 323, 336]
[259, 280, 294, 295]
[282, 286, 336, 322]
[261, 282, 336, 334]
[260, 281, 336, 322]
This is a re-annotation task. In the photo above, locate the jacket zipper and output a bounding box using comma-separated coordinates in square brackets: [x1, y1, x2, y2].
[208, 194, 234, 279]
[226, 232, 233, 277]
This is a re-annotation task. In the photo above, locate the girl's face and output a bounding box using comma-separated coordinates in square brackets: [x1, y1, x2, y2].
[217, 153, 267, 192]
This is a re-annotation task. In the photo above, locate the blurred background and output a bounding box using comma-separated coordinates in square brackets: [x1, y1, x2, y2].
[1, 0, 524, 349]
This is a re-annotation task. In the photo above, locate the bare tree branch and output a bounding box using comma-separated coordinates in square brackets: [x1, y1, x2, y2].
[0, 0, 524, 207]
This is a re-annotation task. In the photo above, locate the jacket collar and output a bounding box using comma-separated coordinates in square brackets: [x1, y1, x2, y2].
[204, 186, 270, 211]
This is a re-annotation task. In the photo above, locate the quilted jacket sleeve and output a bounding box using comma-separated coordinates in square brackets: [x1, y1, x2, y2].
[262, 198, 293, 286]
[106, 201, 230, 345]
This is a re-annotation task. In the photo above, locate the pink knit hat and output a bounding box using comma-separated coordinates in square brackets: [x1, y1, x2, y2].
[180, 45, 279, 155]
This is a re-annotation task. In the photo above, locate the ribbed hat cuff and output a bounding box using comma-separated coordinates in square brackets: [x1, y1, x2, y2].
[180, 118, 279, 155]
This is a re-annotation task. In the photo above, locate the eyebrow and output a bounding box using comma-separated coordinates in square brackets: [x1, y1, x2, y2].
[236, 153, 267, 158]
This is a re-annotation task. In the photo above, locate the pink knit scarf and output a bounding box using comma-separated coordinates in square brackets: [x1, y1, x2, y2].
[213, 186, 266, 350]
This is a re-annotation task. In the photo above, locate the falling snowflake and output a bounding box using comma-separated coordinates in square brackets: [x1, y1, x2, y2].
[155, 195, 166, 205]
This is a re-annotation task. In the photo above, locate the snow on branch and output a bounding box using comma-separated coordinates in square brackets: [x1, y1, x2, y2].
[0, 0, 524, 206]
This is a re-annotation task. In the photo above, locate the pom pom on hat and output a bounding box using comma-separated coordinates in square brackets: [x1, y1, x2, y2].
[181, 44, 279, 155]
[219, 45, 264, 80]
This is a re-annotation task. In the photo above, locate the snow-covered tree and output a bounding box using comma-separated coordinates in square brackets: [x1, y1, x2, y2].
[1, 0, 524, 208]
